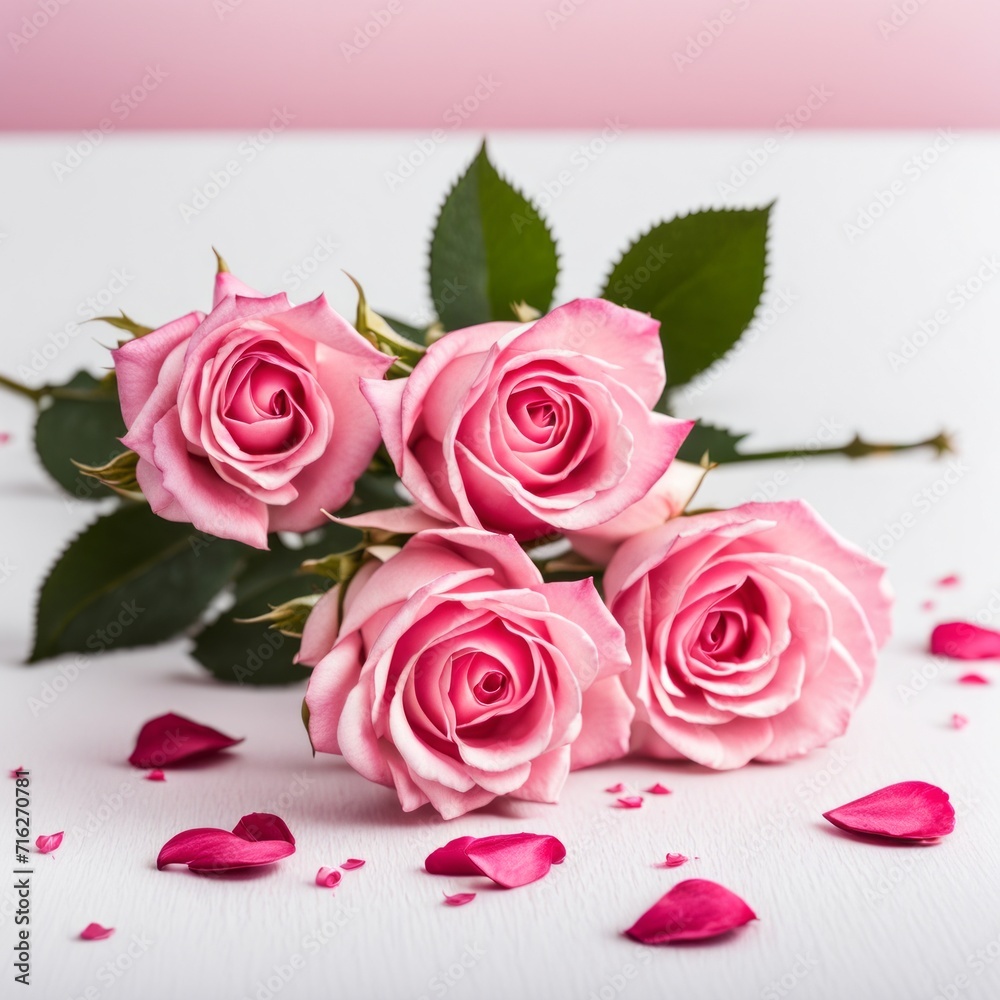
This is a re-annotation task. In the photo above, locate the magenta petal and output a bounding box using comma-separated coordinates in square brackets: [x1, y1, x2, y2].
[145, 769, 166, 781]
[444, 892, 476, 906]
[822, 781, 956, 841]
[232, 813, 295, 845]
[625, 879, 757, 944]
[340, 858, 366, 870]
[937, 574, 960, 587]
[931, 622, 1000, 660]
[617, 796, 644, 809]
[959, 672, 990, 685]
[605, 783, 626, 794]
[80, 923, 115, 941]
[952, 713, 969, 730]
[316, 867, 342, 888]
[128, 712, 243, 768]
[9, 766, 25, 778]
[663, 853, 689, 868]
[36, 831, 63, 854]
[646, 784, 672, 795]
[464, 833, 567, 888]
[157, 827, 295, 872]
[425, 837, 483, 876]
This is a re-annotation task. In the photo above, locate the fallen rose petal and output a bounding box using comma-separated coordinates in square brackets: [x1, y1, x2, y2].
[80, 923, 115, 941]
[316, 867, 342, 888]
[617, 796, 644, 809]
[931, 622, 1000, 660]
[465, 833, 567, 888]
[232, 813, 295, 845]
[128, 712, 243, 768]
[425, 837, 483, 876]
[937, 574, 961, 587]
[605, 783, 626, 794]
[340, 858, 366, 870]
[36, 832, 63, 854]
[443, 892, 476, 906]
[662, 853, 689, 868]
[952, 713, 969, 730]
[646, 783, 672, 795]
[145, 769, 166, 781]
[958, 672, 990, 685]
[625, 879, 756, 944]
[822, 781, 955, 841]
[920, 600, 935, 612]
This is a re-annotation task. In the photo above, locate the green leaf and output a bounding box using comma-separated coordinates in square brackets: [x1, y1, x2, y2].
[192, 524, 360, 686]
[380, 314, 427, 345]
[675, 422, 749, 465]
[601, 207, 771, 393]
[30, 503, 245, 663]
[34, 372, 127, 499]
[429, 142, 559, 330]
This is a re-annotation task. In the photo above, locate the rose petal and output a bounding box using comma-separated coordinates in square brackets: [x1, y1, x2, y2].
[80, 923, 115, 941]
[822, 781, 955, 841]
[128, 712, 243, 768]
[952, 713, 969, 730]
[425, 837, 483, 876]
[624, 879, 757, 944]
[958, 672, 990, 685]
[443, 892, 477, 906]
[605, 783, 626, 794]
[662, 853, 689, 868]
[931, 622, 1000, 660]
[464, 833, 566, 888]
[9, 766, 24, 779]
[316, 866, 342, 888]
[340, 858, 366, 870]
[937, 574, 961, 587]
[232, 813, 295, 845]
[645, 783, 672, 795]
[35, 832, 63, 854]
[145, 769, 166, 781]
[920, 600, 935, 612]
[617, 796, 644, 809]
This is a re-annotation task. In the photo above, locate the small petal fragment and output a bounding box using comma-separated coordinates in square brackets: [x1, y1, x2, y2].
[937, 574, 961, 587]
[617, 796, 644, 809]
[822, 781, 955, 841]
[931, 622, 1000, 660]
[36, 832, 64, 854]
[443, 892, 477, 906]
[958, 672, 990, 685]
[80, 923, 115, 941]
[646, 784, 672, 795]
[663, 853, 689, 868]
[9, 766, 25, 779]
[340, 858, 366, 870]
[128, 712, 243, 768]
[920, 600, 935, 612]
[952, 713, 969, 730]
[625, 879, 757, 944]
[316, 867, 342, 888]
[605, 783, 626, 794]
[145, 769, 166, 781]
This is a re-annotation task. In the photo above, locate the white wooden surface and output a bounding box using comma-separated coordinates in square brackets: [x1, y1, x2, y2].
[2, 132, 1000, 1000]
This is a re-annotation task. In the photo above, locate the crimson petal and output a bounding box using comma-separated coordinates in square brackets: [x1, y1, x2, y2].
[36, 831, 63, 854]
[822, 781, 955, 841]
[662, 853, 688, 868]
[646, 784, 672, 795]
[157, 826, 295, 873]
[443, 892, 476, 906]
[425, 837, 482, 876]
[340, 858, 366, 870]
[232, 813, 295, 845]
[625, 879, 757, 944]
[605, 783, 626, 794]
[952, 714, 969, 730]
[128, 712, 243, 768]
[80, 923, 115, 941]
[316, 867, 342, 888]
[617, 796, 644, 809]
[464, 833, 566, 888]
[145, 769, 166, 781]
[930, 622, 1000, 660]
[958, 672, 990, 685]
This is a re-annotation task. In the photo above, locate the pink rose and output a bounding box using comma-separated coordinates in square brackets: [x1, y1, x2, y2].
[362, 299, 693, 541]
[603, 501, 893, 769]
[113, 271, 392, 548]
[301, 527, 633, 819]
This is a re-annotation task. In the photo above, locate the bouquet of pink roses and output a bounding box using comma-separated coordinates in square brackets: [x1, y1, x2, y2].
[7, 143, 946, 819]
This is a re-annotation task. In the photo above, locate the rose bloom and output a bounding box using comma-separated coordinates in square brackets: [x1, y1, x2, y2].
[362, 298, 693, 541]
[300, 526, 633, 819]
[603, 500, 893, 769]
[113, 271, 391, 548]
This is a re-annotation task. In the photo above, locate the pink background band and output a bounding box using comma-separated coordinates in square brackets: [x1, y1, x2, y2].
[1, 0, 995, 130]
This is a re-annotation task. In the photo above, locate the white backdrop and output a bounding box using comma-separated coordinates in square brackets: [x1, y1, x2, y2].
[2, 131, 999, 1000]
